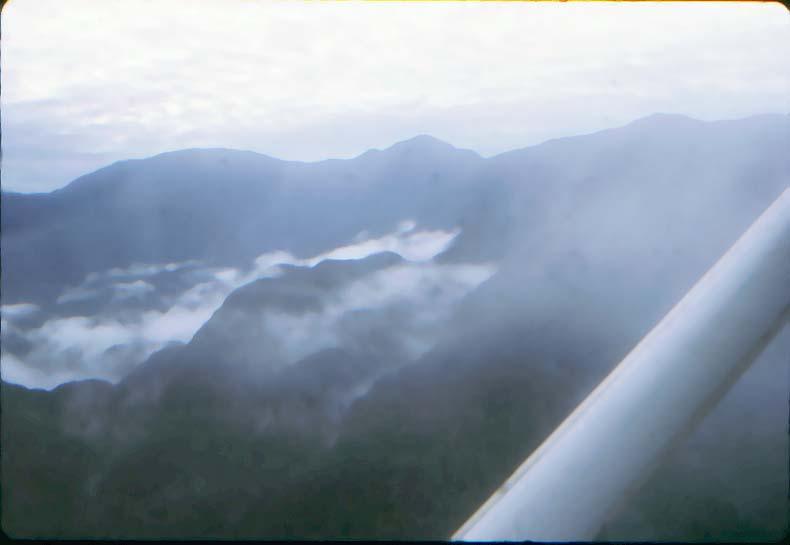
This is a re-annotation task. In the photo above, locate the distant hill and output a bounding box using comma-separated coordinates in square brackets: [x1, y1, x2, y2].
[1, 137, 484, 305]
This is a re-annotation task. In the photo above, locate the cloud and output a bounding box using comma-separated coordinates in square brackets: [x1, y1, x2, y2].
[237, 224, 459, 288]
[333, 262, 497, 358]
[1, 225, 473, 389]
[111, 280, 156, 301]
[1, 303, 39, 319]
[205, 260, 497, 376]
[397, 220, 417, 234]
[1, 352, 76, 390]
[2, 1, 787, 191]
[309, 226, 460, 264]
[57, 286, 103, 305]
[100, 260, 200, 280]
[57, 260, 201, 305]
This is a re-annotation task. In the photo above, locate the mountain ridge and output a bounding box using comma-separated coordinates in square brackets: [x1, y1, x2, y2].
[1, 111, 787, 540]
[4, 112, 787, 196]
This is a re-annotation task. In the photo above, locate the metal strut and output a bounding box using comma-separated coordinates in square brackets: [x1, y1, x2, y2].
[453, 188, 790, 542]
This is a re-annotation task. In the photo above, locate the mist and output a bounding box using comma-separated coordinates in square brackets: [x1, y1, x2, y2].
[1, 225, 470, 389]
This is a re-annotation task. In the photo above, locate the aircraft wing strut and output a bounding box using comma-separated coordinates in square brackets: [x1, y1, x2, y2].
[453, 188, 790, 542]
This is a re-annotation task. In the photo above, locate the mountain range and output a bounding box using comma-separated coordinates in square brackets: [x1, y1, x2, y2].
[1, 113, 788, 539]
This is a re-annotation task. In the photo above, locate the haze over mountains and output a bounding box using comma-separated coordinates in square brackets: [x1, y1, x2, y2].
[1, 113, 788, 539]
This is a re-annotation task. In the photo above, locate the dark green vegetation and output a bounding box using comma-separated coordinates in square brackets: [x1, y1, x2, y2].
[2, 114, 789, 539]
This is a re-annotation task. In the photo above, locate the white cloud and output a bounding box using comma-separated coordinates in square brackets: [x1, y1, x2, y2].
[310, 226, 460, 264]
[111, 280, 156, 301]
[218, 261, 497, 373]
[397, 220, 417, 234]
[240, 225, 459, 290]
[58, 260, 200, 305]
[2, 0, 787, 191]
[1, 225, 469, 389]
[1, 303, 39, 318]
[1, 352, 75, 391]
[104, 261, 198, 279]
[57, 286, 103, 305]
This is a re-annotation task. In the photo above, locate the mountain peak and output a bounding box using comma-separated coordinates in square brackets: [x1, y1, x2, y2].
[393, 134, 451, 147]
[388, 134, 456, 151]
[360, 134, 480, 160]
[625, 113, 703, 128]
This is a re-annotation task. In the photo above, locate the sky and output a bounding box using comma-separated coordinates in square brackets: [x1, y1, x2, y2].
[2, 0, 788, 192]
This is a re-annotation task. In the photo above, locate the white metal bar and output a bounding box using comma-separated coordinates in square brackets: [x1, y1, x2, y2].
[453, 187, 790, 542]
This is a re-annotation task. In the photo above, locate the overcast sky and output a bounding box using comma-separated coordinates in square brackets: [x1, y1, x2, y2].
[2, 0, 788, 192]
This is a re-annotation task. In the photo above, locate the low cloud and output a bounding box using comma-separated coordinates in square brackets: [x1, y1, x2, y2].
[220, 223, 459, 290]
[244, 262, 496, 371]
[58, 260, 200, 305]
[1, 225, 479, 389]
[315, 227, 460, 263]
[1, 303, 40, 318]
[102, 261, 200, 279]
[1, 352, 76, 390]
[112, 280, 156, 301]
